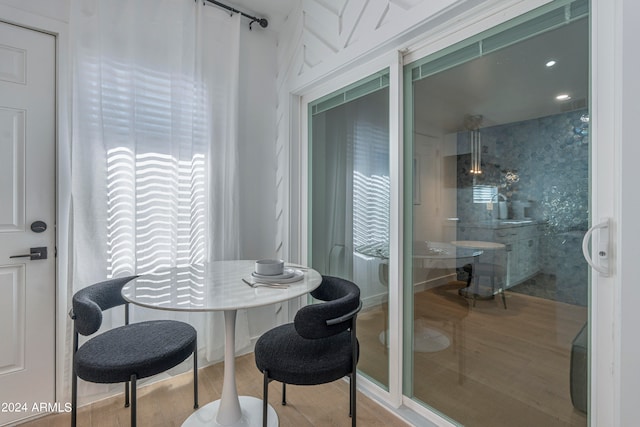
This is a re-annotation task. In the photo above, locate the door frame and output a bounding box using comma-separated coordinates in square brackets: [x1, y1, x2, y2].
[616, 2, 640, 425]
[292, 0, 619, 425]
[0, 3, 71, 407]
[589, 0, 619, 424]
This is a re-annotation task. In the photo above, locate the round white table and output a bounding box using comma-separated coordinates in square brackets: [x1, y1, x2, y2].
[451, 240, 505, 251]
[375, 242, 482, 352]
[121, 260, 322, 427]
[413, 241, 482, 268]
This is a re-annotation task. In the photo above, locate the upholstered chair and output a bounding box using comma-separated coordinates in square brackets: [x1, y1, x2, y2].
[254, 275, 362, 427]
[69, 276, 198, 426]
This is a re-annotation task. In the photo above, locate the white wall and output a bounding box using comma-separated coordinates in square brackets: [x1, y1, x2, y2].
[0, 0, 69, 23]
[236, 23, 284, 343]
[237, 25, 278, 260]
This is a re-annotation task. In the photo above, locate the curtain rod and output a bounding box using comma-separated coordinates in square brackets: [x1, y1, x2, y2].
[203, 0, 268, 29]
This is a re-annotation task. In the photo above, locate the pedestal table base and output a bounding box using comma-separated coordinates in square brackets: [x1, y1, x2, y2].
[182, 396, 278, 427]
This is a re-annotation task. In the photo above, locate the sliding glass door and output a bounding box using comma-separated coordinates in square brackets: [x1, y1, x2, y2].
[403, 1, 590, 425]
[308, 71, 391, 389]
[304, 1, 598, 424]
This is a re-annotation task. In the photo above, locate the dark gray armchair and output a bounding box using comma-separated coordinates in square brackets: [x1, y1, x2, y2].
[254, 275, 362, 427]
[69, 276, 198, 426]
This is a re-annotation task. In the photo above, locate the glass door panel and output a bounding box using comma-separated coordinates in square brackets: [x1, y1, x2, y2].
[404, 2, 589, 425]
[309, 71, 391, 389]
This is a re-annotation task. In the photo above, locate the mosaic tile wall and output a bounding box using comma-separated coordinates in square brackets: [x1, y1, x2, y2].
[456, 109, 589, 305]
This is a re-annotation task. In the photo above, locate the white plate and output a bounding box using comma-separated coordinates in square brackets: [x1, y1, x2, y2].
[249, 269, 304, 283]
[252, 267, 296, 280]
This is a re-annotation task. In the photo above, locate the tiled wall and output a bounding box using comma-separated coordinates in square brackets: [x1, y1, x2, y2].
[457, 109, 589, 305]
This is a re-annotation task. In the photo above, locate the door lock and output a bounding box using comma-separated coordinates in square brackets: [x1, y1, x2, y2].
[10, 247, 48, 260]
[31, 221, 47, 233]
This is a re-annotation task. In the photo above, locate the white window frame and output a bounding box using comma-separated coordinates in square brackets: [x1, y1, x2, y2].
[296, 50, 405, 409]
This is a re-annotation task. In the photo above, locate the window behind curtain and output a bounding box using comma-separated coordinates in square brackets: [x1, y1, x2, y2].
[353, 116, 390, 256]
[80, 58, 209, 278]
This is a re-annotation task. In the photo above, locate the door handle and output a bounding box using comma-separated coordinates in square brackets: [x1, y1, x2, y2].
[10, 247, 48, 260]
[582, 218, 610, 276]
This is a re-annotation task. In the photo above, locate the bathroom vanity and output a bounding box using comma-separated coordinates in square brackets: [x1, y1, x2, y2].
[458, 220, 542, 288]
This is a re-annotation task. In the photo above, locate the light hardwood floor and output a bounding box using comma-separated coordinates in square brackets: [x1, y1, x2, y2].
[357, 281, 588, 427]
[19, 353, 409, 427]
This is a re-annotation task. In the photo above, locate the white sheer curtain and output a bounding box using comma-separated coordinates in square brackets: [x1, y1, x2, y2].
[68, 0, 249, 402]
[311, 90, 390, 278]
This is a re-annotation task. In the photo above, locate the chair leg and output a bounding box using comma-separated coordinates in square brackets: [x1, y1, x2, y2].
[282, 382, 287, 406]
[71, 332, 79, 427]
[193, 347, 199, 409]
[349, 377, 352, 417]
[130, 374, 137, 427]
[262, 370, 269, 427]
[351, 371, 357, 427]
[71, 368, 78, 427]
[125, 381, 130, 407]
[473, 268, 479, 307]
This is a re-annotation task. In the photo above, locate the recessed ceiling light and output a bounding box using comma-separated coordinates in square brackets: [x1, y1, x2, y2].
[546, 60, 557, 67]
[556, 94, 571, 101]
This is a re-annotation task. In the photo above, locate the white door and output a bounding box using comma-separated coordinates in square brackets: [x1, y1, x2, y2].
[0, 21, 56, 426]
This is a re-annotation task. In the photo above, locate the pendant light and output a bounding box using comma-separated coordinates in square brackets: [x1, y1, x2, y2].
[465, 114, 483, 175]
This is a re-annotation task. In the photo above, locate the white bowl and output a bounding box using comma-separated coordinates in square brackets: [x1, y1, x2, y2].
[255, 259, 284, 276]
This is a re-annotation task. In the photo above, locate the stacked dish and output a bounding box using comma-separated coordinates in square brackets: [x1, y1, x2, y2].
[252, 259, 304, 283]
